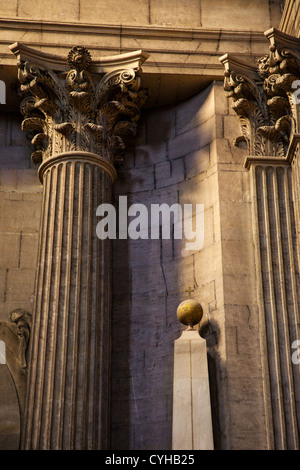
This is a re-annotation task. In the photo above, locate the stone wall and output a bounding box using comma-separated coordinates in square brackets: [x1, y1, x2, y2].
[0, 362, 20, 450]
[0, 0, 289, 450]
[110, 81, 267, 450]
[0, 79, 271, 450]
[0, 112, 42, 322]
[0, 0, 282, 30]
[0, 0, 283, 112]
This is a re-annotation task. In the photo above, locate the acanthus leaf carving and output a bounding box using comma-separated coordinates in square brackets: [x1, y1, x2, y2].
[220, 29, 300, 160]
[13, 44, 148, 167]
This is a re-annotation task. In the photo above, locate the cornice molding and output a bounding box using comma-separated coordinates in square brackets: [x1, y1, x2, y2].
[0, 17, 274, 108]
[0, 17, 269, 76]
[0, 18, 278, 108]
[0, 17, 268, 41]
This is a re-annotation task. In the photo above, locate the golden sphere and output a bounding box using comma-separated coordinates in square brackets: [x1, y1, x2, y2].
[176, 299, 203, 326]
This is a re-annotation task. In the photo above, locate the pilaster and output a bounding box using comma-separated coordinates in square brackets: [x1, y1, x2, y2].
[220, 28, 300, 449]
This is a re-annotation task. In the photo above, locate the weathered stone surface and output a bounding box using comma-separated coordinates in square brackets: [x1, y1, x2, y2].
[0, 233, 20, 268]
[8, 43, 149, 450]
[0, 0, 282, 30]
[111, 82, 264, 450]
[0, 0, 298, 452]
[172, 329, 214, 450]
[19, 233, 39, 269]
[0, 364, 20, 450]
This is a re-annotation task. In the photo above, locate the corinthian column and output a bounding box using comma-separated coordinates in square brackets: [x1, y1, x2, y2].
[10, 43, 148, 449]
[220, 30, 300, 449]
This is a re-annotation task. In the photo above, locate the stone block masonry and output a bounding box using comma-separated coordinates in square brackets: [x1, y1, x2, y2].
[0, 0, 292, 450]
[111, 81, 264, 450]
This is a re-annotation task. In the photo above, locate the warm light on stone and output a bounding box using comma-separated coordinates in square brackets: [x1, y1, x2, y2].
[9, 43, 148, 450]
[0, 0, 300, 452]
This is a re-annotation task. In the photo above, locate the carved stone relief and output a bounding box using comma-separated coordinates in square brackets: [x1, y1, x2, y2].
[0, 310, 32, 420]
[15, 45, 148, 168]
[220, 28, 300, 160]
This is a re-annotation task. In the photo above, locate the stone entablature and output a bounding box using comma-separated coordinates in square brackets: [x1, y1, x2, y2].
[0, 15, 281, 109]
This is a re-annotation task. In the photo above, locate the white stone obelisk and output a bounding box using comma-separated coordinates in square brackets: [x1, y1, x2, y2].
[172, 296, 214, 450]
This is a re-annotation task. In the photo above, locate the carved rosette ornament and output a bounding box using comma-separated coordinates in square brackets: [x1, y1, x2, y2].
[13, 43, 148, 173]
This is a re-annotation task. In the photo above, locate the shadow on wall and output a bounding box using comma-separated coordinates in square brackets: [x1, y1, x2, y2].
[109, 82, 224, 450]
[0, 362, 20, 450]
[200, 318, 222, 450]
[110, 233, 131, 450]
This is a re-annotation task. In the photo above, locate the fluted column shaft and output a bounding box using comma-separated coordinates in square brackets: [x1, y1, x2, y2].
[21, 153, 115, 449]
[251, 161, 300, 450]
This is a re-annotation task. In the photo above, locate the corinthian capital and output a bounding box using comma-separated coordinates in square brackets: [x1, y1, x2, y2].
[220, 53, 291, 158]
[10, 43, 148, 167]
[220, 29, 300, 161]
